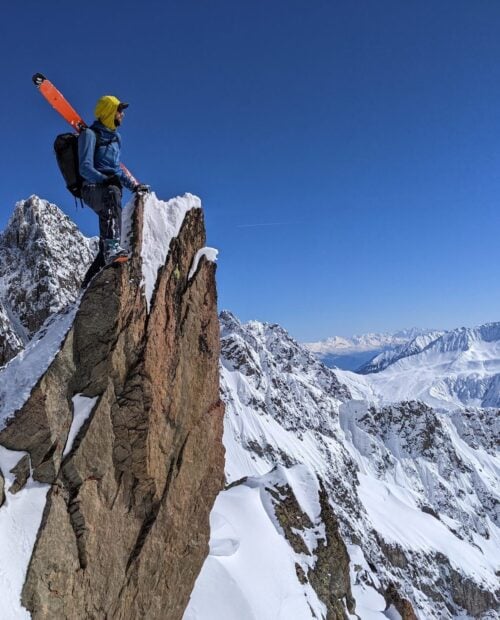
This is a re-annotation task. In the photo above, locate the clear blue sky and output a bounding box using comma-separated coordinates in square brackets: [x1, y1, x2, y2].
[1, 1, 500, 341]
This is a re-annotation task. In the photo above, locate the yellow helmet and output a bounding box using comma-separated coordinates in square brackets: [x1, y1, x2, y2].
[94, 95, 129, 130]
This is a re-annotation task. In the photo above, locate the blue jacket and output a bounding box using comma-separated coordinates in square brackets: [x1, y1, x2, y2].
[78, 121, 136, 190]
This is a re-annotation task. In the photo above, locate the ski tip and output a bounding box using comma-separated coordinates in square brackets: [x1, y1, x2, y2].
[32, 73, 46, 87]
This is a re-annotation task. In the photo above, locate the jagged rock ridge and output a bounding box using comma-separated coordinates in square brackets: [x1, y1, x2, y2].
[0, 193, 224, 619]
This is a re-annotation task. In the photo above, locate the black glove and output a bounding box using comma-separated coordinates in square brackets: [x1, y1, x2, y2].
[134, 183, 151, 194]
[104, 174, 122, 188]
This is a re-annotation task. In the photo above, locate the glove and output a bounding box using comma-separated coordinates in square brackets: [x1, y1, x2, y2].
[134, 183, 151, 194]
[104, 174, 122, 188]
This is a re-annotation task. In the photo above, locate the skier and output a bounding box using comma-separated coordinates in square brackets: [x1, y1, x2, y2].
[78, 95, 149, 264]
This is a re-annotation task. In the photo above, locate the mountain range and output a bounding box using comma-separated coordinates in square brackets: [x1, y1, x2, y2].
[0, 196, 498, 619]
[305, 328, 441, 371]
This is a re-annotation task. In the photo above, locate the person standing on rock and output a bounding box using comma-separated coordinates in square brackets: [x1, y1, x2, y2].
[78, 95, 149, 265]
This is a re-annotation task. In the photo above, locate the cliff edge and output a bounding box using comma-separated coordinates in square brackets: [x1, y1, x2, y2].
[0, 193, 225, 619]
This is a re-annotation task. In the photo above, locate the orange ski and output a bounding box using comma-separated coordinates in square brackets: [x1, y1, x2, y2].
[33, 73, 86, 131]
[32, 73, 138, 185]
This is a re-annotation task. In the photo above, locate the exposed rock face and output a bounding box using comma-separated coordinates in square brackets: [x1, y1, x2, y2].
[0, 195, 224, 618]
[8, 454, 31, 495]
[0, 468, 4, 507]
[0, 195, 97, 366]
[268, 478, 354, 619]
[0, 299, 24, 366]
[385, 582, 418, 620]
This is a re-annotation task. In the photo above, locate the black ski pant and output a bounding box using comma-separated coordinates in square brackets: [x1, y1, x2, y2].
[82, 183, 122, 251]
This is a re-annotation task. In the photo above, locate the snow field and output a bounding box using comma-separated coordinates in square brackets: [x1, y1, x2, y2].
[0, 446, 49, 619]
[0, 304, 79, 431]
[185, 466, 327, 620]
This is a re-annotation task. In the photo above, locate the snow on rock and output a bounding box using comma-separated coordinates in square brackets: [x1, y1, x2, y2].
[188, 247, 218, 280]
[0, 446, 49, 619]
[347, 544, 400, 620]
[0, 302, 80, 431]
[122, 192, 201, 311]
[62, 394, 98, 457]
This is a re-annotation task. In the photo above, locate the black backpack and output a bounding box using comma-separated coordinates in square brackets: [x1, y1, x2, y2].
[54, 133, 83, 198]
[54, 128, 117, 199]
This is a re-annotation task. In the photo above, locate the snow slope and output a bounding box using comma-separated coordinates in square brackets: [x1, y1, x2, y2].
[187, 313, 499, 619]
[337, 322, 500, 410]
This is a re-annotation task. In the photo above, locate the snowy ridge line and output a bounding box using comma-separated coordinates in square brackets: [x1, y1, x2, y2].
[305, 328, 436, 355]
[0, 301, 80, 431]
[122, 192, 202, 312]
[333, 320, 500, 410]
[188, 247, 218, 280]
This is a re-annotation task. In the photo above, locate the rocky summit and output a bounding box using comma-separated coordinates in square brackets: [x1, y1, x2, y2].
[0, 196, 97, 367]
[0, 193, 224, 619]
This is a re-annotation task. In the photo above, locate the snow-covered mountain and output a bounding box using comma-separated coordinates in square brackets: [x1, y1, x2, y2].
[305, 328, 439, 371]
[357, 330, 445, 374]
[187, 313, 499, 619]
[0, 195, 97, 366]
[338, 322, 500, 410]
[0, 197, 498, 619]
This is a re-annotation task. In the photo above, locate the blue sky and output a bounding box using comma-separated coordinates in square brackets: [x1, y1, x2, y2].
[1, 1, 500, 341]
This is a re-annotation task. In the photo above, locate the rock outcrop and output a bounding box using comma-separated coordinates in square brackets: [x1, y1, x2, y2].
[0, 194, 225, 618]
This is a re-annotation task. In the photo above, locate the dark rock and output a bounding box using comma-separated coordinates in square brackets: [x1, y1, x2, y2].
[269, 476, 354, 620]
[0, 467, 4, 507]
[448, 563, 499, 617]
[9, 454, 31, 494]
[421, 505, 440, 519]
[385, 582, 418, 620]
[308, 483, 355, 619]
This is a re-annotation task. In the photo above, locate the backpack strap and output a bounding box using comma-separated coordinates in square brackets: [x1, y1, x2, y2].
[92, 125, 118, 149]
